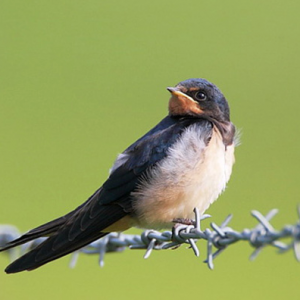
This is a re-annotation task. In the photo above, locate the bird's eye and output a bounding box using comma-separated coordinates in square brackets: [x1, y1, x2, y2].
[195, 91, 207, 101]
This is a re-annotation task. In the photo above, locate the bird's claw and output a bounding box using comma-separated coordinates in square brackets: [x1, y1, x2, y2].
[171, 218, 195, 245]
[172, 218, 196, 226]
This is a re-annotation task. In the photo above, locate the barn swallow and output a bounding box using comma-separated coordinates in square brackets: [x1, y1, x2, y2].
[1, 78, 236, 273]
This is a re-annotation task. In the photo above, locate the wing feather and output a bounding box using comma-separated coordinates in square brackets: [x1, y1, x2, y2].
[2, 116, 211, 272]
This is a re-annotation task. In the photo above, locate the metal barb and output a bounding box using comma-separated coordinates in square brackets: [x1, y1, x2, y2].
[1, 207, 300, 269]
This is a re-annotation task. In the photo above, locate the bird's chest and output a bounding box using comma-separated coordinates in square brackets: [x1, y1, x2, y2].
[132, 126, 235, 229]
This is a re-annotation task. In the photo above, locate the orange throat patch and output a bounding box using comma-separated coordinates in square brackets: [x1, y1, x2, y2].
[168, 93, 203, 116]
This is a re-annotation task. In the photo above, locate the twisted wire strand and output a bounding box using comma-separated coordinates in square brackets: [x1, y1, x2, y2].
[1, 208, 300, 269]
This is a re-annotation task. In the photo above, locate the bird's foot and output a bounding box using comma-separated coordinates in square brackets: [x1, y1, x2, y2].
[172, 218, 196, 226]
[170, 218, 195, 248]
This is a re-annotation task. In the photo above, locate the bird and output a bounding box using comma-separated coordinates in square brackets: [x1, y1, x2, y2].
[0, 78, 236, 273]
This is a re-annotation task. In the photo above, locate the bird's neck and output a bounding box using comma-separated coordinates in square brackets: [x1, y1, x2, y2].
[212, 119, 235, 147]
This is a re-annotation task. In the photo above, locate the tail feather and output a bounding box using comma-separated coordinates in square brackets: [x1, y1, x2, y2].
[3, 203, 127, 273]
[0, 215, 68, 251]
[5, 231, 108, 273]
[0, 193, 97, 252]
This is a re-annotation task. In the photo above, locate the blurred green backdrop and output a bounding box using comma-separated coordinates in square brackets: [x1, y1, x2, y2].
[1, 0, 299, 299]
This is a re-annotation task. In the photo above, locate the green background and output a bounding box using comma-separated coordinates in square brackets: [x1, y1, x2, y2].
[1, 0, 299, 299]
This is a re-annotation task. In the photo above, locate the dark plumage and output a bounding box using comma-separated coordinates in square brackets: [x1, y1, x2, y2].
[1, 78, 236, 273]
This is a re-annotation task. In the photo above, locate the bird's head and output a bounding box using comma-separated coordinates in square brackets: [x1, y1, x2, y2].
[167, 78, 230, 122]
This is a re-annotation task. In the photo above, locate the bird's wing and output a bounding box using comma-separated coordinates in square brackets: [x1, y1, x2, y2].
[3, 117, 212, 272]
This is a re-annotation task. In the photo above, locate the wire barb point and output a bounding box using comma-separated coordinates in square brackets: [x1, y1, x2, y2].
[1, 207, 300, 269]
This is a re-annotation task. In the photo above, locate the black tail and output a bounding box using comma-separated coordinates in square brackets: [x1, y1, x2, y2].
[5, 231, 109, 273]
[1, 188, 128, 273]
[0, 194, 94, 252]
[1, 215, 69, 252]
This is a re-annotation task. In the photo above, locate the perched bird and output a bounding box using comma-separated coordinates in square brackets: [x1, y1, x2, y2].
[1, 78, 236, 273]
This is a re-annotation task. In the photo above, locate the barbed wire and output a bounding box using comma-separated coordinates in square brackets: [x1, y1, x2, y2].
[1, 207, 300, 269]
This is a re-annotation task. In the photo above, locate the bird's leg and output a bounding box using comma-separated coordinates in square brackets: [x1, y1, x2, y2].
[172, 218, 196, 226]
[170, 218, 196, 249]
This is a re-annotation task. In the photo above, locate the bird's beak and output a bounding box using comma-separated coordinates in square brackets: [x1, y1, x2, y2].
[167, 87, 203, 116]
[167, 87, 179, 94]
[167, 87, 196, 103]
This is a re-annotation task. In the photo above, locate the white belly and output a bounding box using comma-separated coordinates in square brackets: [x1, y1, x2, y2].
[132, 124, 235, 229]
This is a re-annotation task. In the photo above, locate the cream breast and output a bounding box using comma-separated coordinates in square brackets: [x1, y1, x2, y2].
[131, 124, 235, 229]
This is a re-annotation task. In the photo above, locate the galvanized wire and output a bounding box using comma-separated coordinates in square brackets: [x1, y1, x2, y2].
[1, 208, 300, 269]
